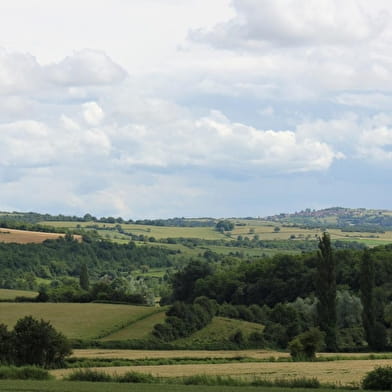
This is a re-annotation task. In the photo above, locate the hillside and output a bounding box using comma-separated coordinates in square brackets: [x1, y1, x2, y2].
[0, 303, 160, 340]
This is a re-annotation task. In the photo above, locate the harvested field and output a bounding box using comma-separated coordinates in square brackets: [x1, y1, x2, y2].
[0, 228, 82, 243]
[52, 358, 392, 386]
[72, 349, 289, 360]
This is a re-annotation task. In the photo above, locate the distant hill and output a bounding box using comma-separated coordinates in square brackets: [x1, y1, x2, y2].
[264, 207, 392, 231]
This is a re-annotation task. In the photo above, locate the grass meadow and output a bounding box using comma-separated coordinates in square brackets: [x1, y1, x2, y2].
[0, 288, 37, 300]
[0, 380, 352, 392]
[0, 303, 160, 339]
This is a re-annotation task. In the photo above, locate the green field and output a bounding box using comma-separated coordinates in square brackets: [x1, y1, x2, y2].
[174, 317, 264, 347]
[39, 218, 392, 255]
[101, 310, 167, 341]
[0, 380, 348, 392]
[0, 288, 37, 300]
[0, 303, 160, 340]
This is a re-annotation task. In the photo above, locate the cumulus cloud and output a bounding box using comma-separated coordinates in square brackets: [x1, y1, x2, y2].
[46, 49, 127, 86]
[191, 0, 389, 49]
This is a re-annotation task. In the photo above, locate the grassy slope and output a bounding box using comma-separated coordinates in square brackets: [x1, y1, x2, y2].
[0, 303, 159, 339]
[101, 310, 167, 341]
[0, 380, 345, 392]
[0, 288, 37, 300]
[174, 317, 264, 347]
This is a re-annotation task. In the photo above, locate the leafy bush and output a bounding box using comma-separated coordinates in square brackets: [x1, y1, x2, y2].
[0, 366, 52, 380]
[362, 366, 392, 390]
[117, 371, 156, 383]
[13, 316, 72, 367]
[67, 369, 112, 382]
[288, 327, 325, 361]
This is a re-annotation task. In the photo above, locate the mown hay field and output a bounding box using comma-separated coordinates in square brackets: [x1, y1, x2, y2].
[52, 358, 392, 387]
[72, 349, 289, 360]
[0, 303, 159, 339]
[0, 228, 82, 244]
[0, 288, 37, 300]
[71, 349, 389, 361]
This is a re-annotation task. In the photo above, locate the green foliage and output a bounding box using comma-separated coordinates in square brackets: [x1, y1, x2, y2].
[316, 232, 337, 351]
[288, 327, 325, 361]
[215, 220, 234, 232]
[13, 316, 71, 367]
[0, 324, 13, 364]
[362, 366, 392, 390]
[360, 249, 378, 350]
[152, 297, 216, 341]
[67, 369, 112, 382]
[79, 264, 89, 291]
[171, 260, 213, 303]
[0, 366, 52, 380]
[0, 237, 174, 291]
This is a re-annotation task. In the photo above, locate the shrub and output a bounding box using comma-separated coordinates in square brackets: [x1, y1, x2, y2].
[362, 366, 392, 390]
[288, 327, 325, 361]
[13, 316, 72, 367]
[0, 366, 52, 380]
[67, 369, 112, 382]
[117, 371, 156, 383]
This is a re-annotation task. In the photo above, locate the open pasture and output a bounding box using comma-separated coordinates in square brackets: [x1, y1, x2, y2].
[41, 221, 226, 241]
[52, 358, 392, 387]
[41, 219, 392, 248]
[0, 380, 350, 392]
[0, 228, 82, 244]
[101, 310, 166, 341]
[0, 303, 159, 339]
[0, 288, 37, 300]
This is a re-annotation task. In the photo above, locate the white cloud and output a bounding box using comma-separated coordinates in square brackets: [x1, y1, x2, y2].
[82, 102, 105, 126]
[191, 0, 389, 49]
[46, 49, 127, 86]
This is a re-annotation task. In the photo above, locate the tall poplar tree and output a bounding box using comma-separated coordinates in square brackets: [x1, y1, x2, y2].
[79, 263, 89, 291]
[316, 232, 337, 351]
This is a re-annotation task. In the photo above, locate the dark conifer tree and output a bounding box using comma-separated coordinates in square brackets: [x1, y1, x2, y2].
[360, 249, 375, 348]
[316, 232, 337, 351]
[79, 263, 89, 291]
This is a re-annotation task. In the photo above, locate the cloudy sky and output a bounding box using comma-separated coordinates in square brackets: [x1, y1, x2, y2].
[0, 0, 391, 219]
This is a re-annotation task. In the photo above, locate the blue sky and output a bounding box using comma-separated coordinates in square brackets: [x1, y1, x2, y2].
[0, 0, 391, 218]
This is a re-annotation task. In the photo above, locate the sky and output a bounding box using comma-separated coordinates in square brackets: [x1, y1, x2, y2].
[0, 0, 391, 219]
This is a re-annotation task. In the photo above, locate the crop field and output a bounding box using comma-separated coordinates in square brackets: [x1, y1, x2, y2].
[0, 288, 37, 300]
[0, 228, 82, 244]
[0, 303, 160, 339]
[0, 380, 350, 392]
[71, 349, 290, 360]
[52, 358, 392, 387]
